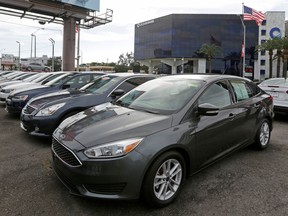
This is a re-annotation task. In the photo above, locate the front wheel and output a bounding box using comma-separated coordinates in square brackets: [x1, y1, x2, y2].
[253, 119, 271, 150]
[142, 151, 186, 207]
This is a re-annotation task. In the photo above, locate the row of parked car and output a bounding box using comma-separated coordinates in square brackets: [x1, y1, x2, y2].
[0, 70, 282, 207]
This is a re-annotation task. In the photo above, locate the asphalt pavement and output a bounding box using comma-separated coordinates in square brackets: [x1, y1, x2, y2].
[0, 107, 288, 216]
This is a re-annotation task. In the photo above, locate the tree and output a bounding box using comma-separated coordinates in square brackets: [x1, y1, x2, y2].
[118, 52, 134, 67]
[281, 37, 288, 79]
[256, 39, 277, 78]
[198, 43, 221, 73]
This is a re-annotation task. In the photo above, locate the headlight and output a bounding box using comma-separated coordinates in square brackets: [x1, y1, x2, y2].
[84, 138, 144, 158]
[36, 103, 65, 116]
[13, 95, 29, 101]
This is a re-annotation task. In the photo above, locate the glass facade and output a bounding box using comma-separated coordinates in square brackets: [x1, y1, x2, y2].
[135, 14, 259, 75]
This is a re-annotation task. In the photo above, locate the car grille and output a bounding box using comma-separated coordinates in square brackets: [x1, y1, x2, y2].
[23, 104, 36, 114]
[84, 183, 127, 195]
[52, 138, 82, 167]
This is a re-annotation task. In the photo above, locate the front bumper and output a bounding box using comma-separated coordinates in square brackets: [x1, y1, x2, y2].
[51, 134, 148, 200]
[20, 112, 59, 137]
[0, 92, 8, 104]
[6, 98, 26, 114]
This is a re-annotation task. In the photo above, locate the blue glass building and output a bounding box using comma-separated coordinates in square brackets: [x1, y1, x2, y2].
[134, 14, 260, 77]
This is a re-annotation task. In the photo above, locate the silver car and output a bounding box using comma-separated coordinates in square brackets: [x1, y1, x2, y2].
[258, 78, 288, 113]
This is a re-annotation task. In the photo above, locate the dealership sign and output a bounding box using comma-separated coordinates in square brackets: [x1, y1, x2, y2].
[1, 54, 14, 65]
[58, 0, 100, 11]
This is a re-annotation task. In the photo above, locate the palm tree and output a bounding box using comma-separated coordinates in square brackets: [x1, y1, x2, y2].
[256, 39, 277, 78]
[272, 38, 283, 78]
[281, 37, 288, 79]
[198, 43, 221, 73]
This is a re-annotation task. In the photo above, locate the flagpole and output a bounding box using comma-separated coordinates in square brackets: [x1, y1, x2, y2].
[76, 24, 80, 72]
[240, 3, 246, 77]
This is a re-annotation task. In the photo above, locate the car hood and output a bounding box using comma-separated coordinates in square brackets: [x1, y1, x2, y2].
[29, 89, 83, 109]
[4, 82, 40, 90]
[55, 103, 172, 148]
[10, 85, 48, 95]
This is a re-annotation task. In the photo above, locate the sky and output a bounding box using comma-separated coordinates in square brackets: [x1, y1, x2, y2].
[0, 0, 288, 64]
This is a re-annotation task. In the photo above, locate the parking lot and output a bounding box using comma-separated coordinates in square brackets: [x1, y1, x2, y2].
[0, 106, 288, 216]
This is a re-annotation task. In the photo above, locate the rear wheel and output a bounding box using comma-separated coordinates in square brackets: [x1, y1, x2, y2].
[142, 151, 186, 207]
[253, 119, 271, 150]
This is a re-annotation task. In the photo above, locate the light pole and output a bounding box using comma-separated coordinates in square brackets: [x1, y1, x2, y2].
[49, 38, 55, 72]
[181, 57, 184, 73]
[16, 41, 21, 70]
[31, 34, 36, 60]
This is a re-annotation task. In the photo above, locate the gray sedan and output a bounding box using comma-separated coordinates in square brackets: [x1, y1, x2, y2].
[52, 74, 274, 207]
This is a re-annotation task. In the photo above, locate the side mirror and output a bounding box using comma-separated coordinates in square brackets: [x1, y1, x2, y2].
[111, 89, 125, 99]
[197, 103, 219, 116]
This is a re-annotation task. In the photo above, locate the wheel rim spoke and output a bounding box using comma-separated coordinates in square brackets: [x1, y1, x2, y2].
[153, 158, 183, 201]
[260, 122, 269, 146]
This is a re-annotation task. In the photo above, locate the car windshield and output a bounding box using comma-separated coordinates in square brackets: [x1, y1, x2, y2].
[44, 74, 74, 87]
[23, 73, 46, 82]
[83, 75, 122, 94]
[116, 76, 205, 115]
[260, 78, 288, 86]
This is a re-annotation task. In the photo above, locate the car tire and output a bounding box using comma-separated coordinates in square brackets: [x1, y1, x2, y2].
[142, 151, 186, 208]
[253, 119, 271, 150]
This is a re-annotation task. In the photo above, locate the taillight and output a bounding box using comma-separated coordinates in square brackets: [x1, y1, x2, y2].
[268, 95, 273, 101]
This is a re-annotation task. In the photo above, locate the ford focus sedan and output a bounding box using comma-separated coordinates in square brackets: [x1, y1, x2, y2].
[52, 74, 274, 207]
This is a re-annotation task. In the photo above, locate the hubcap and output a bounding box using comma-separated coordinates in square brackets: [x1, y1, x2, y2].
[260, 122, 270, 146]
[153, 158, 182, 201]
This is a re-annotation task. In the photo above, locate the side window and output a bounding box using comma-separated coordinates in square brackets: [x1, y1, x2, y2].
[230, 80, 255, 101]
[198, 81, 232, 108]
[115, 77, 152, 93]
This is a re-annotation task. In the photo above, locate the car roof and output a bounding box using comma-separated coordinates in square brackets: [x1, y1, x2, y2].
[157, 73, 249, 82]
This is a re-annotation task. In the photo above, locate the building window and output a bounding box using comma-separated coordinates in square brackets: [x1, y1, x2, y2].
[261, 50, 266, 55]
[261, 30, 266, 36]
[260, 69, 265, 75]
[261, 40, 266, 44]
[261, 60, 266, 65]
[261, 20, 267, 26]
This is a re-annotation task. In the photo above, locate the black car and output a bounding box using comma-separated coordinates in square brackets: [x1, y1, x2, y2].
[51, 74, 274, 207]
[20, 73, 156, 137]
[6, 72, 104, 114]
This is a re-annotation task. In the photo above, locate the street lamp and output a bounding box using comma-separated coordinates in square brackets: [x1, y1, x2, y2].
[16, 41, 21, 70]
[49, 38, 55, 72]
[31, 34, 37, 59]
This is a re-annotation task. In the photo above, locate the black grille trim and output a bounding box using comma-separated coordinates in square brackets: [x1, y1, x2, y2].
[84, 183, 127, 195]
[23, 104, 37, 114]
[52, 138, 82, 167]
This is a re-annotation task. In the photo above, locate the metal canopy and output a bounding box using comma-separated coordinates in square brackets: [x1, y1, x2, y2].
[0, 0, 113, 29]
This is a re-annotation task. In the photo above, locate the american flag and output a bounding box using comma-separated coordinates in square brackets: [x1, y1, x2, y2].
[243, 5, 265, 26]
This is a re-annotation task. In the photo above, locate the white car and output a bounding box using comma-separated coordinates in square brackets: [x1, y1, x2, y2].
[0, 72, 67, 104]
[258, 77, 288, 113]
